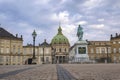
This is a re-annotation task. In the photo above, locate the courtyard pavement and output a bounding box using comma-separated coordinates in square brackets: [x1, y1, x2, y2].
[0, 64, 120, 80]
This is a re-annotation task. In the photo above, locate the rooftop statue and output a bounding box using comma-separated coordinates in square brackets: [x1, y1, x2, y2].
[77, 25, 83, 41]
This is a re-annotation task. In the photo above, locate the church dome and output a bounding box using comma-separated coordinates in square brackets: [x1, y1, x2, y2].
[51, 26, 70, 45]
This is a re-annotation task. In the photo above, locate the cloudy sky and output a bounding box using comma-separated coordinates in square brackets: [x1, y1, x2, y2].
[0, 0, 120, 46]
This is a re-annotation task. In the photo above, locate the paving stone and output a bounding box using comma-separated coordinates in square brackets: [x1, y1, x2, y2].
[0, 64, 120, 80]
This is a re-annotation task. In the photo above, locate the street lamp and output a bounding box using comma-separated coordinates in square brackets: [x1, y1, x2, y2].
[32, 30, 37, 59]
[42, 46, 44, 64]
[106, 44, 109, 63]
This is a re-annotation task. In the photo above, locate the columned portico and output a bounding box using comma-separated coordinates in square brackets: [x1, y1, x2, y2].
[55, 55, 67, 63]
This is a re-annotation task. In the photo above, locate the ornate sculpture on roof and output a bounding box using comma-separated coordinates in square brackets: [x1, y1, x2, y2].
[77, 25, 84, 41]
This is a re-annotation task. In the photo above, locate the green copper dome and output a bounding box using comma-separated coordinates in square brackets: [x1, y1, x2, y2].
[51, 26, 70, 45]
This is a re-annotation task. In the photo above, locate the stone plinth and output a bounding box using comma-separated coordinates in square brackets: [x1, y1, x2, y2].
[74, 40, 89, 63]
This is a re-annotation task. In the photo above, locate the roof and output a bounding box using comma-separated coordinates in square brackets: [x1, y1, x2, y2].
[51, 26, 70, 45]
[39, 39, 51, 47]
[0, 27, 22, 40]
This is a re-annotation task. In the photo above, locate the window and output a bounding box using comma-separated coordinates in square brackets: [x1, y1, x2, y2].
[0, 56, 3, 63]
[24, 48, 26, 54]
[113, 42, 116, 44]
[1, 48, 4, 53]
[119, 48, 120, 53]
[96, 48, 99, 53]
[113, 48, 116, 53]
[18, 47, 20, 54]
[13, 46, 16, 54]
[6, 48, 9, 53]
[40, 48, 43, 54]
[108, 47, 111, 53]
[41, 57, 43, 62]
[119, 42, 120, 44]
[59, 48, 61, 52]
[29, 48, 32, 54]
[114, 56, 116, 60]
[13, 56, 16, 62]
[46, 48, 49, 54]
[90, 48, 94, 53]
[6, 56, 9, 62]
[18, 56, 21, 62]
[35, 48, 37, 54]
[101, 48, 105, 53]
[64, 48, 66, 52]
[46, 57, 49, 62]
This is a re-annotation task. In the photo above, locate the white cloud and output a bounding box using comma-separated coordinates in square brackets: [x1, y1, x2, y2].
[89, 24, 104, 29]
[34, 0, 50, 5]
[83, 0, 104, 9]
[51, 11, 70, 24]
[61, 24, 77, 45]
[98, 18, 104, 22]
[77, 21, 88, 25]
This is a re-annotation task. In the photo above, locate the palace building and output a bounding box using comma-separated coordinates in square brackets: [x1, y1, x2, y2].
[23, 39, 52, 64]
[0, 26, 120, 65]
[87, 33, 120, 63]
[0, 27, 23, 65]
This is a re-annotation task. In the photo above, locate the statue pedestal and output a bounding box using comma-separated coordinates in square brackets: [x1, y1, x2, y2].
[74, 40, 89, 63]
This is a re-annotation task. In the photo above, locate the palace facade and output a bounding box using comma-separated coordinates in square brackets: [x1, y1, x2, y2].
[0, 26, 120, 65]
[88, 33, 120, 63]
[0, 27, 23, 65]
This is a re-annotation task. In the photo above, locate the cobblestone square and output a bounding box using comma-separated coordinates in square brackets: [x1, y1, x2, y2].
[0, 64, 120, 80]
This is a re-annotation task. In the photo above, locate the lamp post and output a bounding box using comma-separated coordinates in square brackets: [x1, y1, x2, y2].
[106, 44, 109, 63]
[42, 46, 44, 64]
[32, 30, 37, 59]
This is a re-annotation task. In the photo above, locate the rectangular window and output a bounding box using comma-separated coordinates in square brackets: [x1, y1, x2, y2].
[39, 48, 43, 54]
[119, 48, 120, 53]
[108, 47, 111, 53]
[90, 48, 94, 53]
[6, 48, 9, 53]
[1, 48, 4, 53]
[46, 57, 49, 62]
[41, 57, 43, 62]
[0, 56, 3, 63]
[96, 48, 99, 54]
[101, 48, 105, 53]
[46, 48, 49, 54]
[119, 42, 120, 44]
[29, 48, 32, 54]
[18, 48, 20, 54]
[18, 56, 20, 62]
[113, 48, 116, 53]
[13, 56, 16, 62]
[24, 48, 26, 54]
[6, 56, 9, 62]
[13, 46, 16, 54]
[35, 48, 37, 54]
[113, 42, 116, 44]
